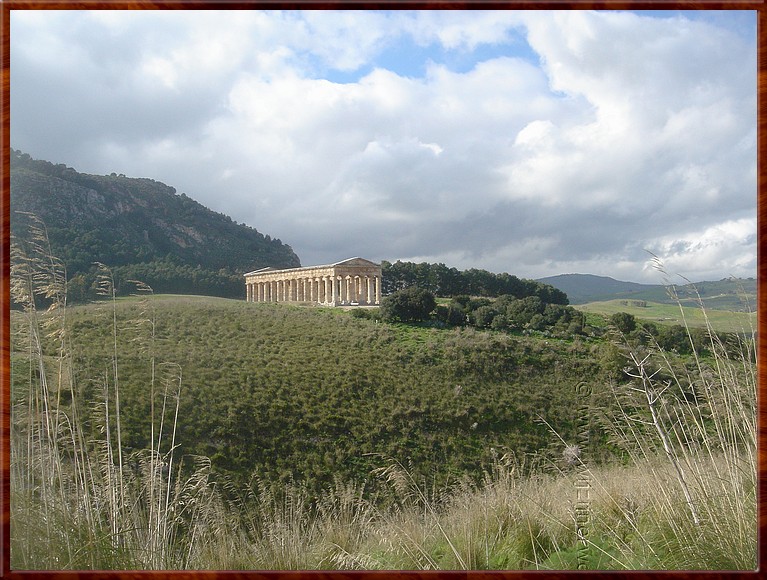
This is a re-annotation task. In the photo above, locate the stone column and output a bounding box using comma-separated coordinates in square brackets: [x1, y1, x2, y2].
[361, 277, 368, 304]
[331, 275, 338, 305]
[347, 276, 352, 304]
[356, 277, 363, 304]
[375, 276, 381, 304]
[368, 277, 374, 305]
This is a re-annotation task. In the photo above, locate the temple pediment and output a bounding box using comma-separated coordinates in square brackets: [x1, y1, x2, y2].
[331, 257, 380, 268]
[244, 266, 277, 276]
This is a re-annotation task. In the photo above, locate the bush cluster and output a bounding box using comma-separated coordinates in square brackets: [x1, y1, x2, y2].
[380, 288, 585, 339]
[608, 311, 721, 356]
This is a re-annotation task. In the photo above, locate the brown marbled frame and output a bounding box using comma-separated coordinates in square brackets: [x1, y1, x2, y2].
[0, 2, 763, 579]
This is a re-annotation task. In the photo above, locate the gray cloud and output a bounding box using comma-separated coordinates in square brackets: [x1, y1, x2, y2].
[10, 10, 756, 283]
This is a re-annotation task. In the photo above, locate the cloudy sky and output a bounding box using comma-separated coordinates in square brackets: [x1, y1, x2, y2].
[10, 9, 757, 283]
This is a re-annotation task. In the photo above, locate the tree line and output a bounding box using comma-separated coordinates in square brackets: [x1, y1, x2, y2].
[381, 260, 569, 304]
[66, 259, 246, 303]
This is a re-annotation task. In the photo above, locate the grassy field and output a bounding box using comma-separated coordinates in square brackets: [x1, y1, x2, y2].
[11, 290, 756, 569]
[576, 299, 756, 334]
[12, 295, 615, 494]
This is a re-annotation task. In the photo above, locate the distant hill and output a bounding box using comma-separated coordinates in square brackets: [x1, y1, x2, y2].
[537, 274, 655, 304]
[10, 150, 300, 300]
[539, 273, 756, 311]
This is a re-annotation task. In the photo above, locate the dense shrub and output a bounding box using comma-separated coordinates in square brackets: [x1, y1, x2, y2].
[434, 303, 466, 326]
[380, 287, 436, 322]
[610, 312, 637, 334]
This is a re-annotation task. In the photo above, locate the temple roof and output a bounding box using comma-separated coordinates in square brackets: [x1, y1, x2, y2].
[244, 257, 380, 277]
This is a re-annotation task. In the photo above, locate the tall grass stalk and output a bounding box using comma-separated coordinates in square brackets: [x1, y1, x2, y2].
[94, 263, 126, 542]
[599, 267, 757, 569]
[10, 217, 215, 569]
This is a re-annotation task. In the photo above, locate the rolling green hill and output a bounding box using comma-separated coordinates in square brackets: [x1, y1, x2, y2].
[10, 296, 617, 493]
[539, 273, 756, 311]
[10, 150, 300, 300]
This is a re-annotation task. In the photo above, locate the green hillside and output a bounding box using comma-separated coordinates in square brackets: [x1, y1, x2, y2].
[537, 274, 655, 304]
[577, 299, 756, 335]
[11, 290, 756, 570]
[540, 273, 756, 311]
[11, 296, 616, 492]
[10, 150, 300, 300]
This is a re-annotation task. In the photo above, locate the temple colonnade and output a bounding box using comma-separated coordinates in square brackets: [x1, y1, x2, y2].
[244, 257, 382, 306]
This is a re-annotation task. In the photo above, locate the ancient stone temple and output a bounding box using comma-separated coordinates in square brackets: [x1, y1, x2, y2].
[244, 257, 382, 306]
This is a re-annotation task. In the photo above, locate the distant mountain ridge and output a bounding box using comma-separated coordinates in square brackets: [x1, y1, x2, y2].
[538, 273, 756, 311]
[10, 150, 300, 300]
[536, 274, 658, 304]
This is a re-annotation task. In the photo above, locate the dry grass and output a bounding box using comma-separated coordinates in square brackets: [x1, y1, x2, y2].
[10, 216, 215, 569]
